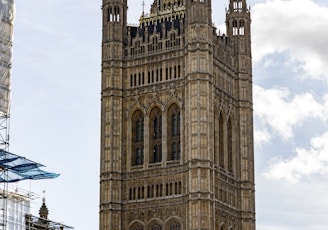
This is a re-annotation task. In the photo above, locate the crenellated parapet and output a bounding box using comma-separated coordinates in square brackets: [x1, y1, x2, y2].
[126, 3, 185, 59]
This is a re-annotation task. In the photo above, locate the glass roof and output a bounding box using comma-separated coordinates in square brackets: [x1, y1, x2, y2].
[0, 149, 59, 183]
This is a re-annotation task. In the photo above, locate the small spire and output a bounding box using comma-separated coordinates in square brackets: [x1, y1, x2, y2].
[142, 0, 145, 16]
[39, 190, 49, 219]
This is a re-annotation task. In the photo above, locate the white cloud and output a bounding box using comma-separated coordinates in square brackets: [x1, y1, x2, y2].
[257, 175, 328, 229]
[263, 131, 328, 182]
[252, 0, 328, 79]
[254, 85, 325, 140]
[254, 128, 271, 146]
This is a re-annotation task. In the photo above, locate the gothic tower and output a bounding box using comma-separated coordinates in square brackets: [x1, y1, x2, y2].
[100, 0, 255, 229]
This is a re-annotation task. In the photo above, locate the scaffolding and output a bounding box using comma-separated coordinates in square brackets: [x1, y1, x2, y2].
[25, 215, 74, 230]
[0, 187, 73, 230]
[0, 188, 32, 229]
[0, 0, 15, 228]
[0, 151, 60, 230]
[0, 0, 13, 117]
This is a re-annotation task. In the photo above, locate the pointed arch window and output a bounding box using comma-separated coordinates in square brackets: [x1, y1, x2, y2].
[168, 104, 181, 161]
[150, 107, 162, 163]
[108, 7, 113, 22]
[239, 20, 245, 36]
[114, 6, 120, 22]
[132, 110, 144, 166]
[232, 20, 238, 36]
[233, 0, 243, 12]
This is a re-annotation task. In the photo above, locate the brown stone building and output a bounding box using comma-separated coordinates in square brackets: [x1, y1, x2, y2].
[100, 0, 255, 229]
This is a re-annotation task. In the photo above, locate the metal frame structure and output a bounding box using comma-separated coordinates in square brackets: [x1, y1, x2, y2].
[0, 148, 60, 229]
[0, 0, 14, 226]
[25, 215, 74, 230]
[0, 114, 10, 230]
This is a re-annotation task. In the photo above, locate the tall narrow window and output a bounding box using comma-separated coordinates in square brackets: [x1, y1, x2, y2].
[214, 112, 219, 167]
[136, 148, 144, 165]
[153, 144, 162, 163]
[168, 104, 181, 161]
[168, 221, 181, 230]
[219, 113, 224, 169]
[178, 65, 181, 78]
[114, 6, 120, 22]
[108, 7, 112, 22]
[233, 0, 243, 12]
[150, 107, 162, 163]
[166, 67, 169, 80]
[227, 118, 233, 173]
[233, 20, 238, 36]
[132, 110, 144, 166]
[239, 20, 245, 36]
[172, 114, 177, 136]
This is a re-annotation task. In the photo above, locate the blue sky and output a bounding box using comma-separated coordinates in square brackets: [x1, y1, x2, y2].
[8, 0, 328, 229]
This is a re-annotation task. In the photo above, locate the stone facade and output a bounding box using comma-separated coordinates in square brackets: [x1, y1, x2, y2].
[100, 0, 255, 230]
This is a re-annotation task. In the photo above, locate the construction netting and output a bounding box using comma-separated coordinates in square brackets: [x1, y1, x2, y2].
[0, 149, 60, 183]
[0, 0, 14, 115]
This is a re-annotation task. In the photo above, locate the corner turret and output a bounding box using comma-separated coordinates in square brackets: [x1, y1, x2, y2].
[39, 197, 49, 220]
[226, 0, 251, 57]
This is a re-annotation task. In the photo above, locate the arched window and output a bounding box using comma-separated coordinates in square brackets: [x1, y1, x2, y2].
[150, 107, 162, 163]
[227, 118, 233, 173]
[232, 20, 238, 36]
[132, 110, 144, 166]
[239, 20, 245, 35]
[233, 0, 243, 12]
[167, 104, 181, 161]
[108, 7, 113, 22]
[114, 6, 120, 22]
[219, 113, 224, 169]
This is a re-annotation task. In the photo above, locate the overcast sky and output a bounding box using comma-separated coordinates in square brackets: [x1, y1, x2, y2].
[7, 0, 328, 229]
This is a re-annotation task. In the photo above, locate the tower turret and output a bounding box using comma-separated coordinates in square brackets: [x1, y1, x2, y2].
[102, 0, 127, 44]
[226, 0, 251, 58]
[184, 1, 215, 230]
[226, 1, 256, 230]
[99, 1, 255, 229]
[100, 1, 127, 230]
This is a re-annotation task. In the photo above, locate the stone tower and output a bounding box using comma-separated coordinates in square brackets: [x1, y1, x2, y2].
[100, 0, 255, 229]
